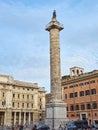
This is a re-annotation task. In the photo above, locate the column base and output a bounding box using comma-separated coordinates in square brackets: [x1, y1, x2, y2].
[45, 102, 68, 130]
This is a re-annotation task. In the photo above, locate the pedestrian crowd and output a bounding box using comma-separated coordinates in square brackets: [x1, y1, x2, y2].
[0, 123, 97, 130]
[0, 123, 35, 130]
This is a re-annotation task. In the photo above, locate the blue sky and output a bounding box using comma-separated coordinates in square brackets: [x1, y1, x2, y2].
[0, 0, 98, 92]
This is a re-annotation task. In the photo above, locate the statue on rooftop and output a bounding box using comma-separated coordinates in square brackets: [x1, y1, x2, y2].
[52, 10, 56, 19]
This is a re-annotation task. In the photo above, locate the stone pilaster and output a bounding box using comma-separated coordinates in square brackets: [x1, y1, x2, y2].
[14, 112, 16, 125]
[19, 112, 21, 125]
[33, 111, 39, 124]
[28, 112, 31, 124]
[23, 112, 26, 124]
[5, 109, 12, 126]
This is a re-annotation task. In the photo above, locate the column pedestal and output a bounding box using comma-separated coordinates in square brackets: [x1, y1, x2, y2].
[45, 102, 68, 130]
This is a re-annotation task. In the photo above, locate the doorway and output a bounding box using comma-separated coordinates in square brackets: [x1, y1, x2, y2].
[81, 114, 86, 120]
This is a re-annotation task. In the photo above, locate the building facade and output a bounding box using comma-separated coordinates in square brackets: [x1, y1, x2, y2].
[0, 74, 46, 126]
[62, 67, 98, 124]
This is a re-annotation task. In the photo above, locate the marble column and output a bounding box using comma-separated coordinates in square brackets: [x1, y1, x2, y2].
[4, 112, 6, 125]
[14, 112, 16, 125]
[29, 112, 31, 124]
[24, 112, 26, 124]
[19, 112, 21, 124]
[45, 10, 68, 130]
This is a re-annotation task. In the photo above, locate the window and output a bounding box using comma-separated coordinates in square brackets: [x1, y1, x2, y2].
[18, 94, 20, 98]
[2, 100, 6, 106]
[13, 94, 15, 98]
[75, 104, 79, 110]
[22, 103, 24, 108]
[32, 104, 33, 108]
[64, 87, 68, 89]
[71, 114, 75, 117]
[69, 85, 73, 88]
[70, 93, 74, 98]
[87, 103, 91, 109]
[85, 82, 89, 85]
[74, 92, 78, 97]
[77, 69, 79, 74]
[65, 94, 67, 99]
[81, 104, 85, 110]
[95, 113, 97, 116]
[85, 90, 90, 95]
[13, 102, 14, 107]
[92, 102, 97, 109]
[80, 91, 84, 96]
[23, 95, 24, 98]
[90, 80, 95, 84]
[91, 89, 96, 95]
[2, 92, 5, 97]
[70, 105, 74, 111]
[27, 95, 29, 99]
[79, 83, 84, 86]
[32, 95, 33, 99]
[74, 84, 78, 87]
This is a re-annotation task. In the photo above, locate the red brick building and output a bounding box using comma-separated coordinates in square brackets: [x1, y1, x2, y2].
[62, 67, 98, 124]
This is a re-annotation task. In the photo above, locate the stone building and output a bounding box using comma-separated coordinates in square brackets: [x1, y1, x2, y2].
[62, 67, 98, 124]
[0, 74, 46, 126]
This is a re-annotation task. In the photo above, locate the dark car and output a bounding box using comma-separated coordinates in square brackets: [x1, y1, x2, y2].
[67, 123, 77, 130]
[37, 125, 50, 130]
[67, 120, 88, 130]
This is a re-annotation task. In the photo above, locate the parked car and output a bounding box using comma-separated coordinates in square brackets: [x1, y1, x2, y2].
[89, 124, 98, 129]
[67, 120, 88, 130]
[67, 122, 77, 130]
[95, 124, 98, 129]
[37, 124, 50, 130]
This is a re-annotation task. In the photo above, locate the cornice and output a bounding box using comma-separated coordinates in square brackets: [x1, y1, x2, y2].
[62, 70, 98, 85]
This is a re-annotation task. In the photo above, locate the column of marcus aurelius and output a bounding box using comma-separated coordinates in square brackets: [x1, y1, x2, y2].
[45, 11, 68, 130]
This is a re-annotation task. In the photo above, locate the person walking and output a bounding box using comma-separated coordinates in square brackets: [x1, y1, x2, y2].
[32, 124, 37, 130]
[59, 124, 63, 130]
